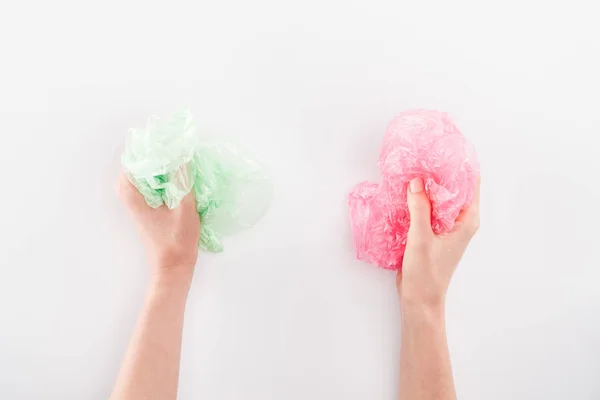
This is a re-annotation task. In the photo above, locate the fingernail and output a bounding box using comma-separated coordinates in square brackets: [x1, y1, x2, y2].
[409, 177, 424, 193]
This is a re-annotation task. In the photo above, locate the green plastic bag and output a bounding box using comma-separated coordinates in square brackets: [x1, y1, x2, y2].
[122, 110, 272, 252]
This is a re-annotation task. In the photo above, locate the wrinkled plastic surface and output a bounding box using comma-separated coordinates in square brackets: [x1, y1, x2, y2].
[122, 110, 272, 252]
[347, 110, 479, 270]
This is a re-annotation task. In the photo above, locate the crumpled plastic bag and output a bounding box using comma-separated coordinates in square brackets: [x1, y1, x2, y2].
[122, 110, 273, 252]
[347, 110, 479, 270]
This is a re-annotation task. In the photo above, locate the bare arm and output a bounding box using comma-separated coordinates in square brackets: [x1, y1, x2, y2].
[111, 175, 200, 400]
[399, 301, 454, 399]
[397, 177, 480, 400]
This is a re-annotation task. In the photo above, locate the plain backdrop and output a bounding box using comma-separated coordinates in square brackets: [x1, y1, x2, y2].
[1, 1, 599, 399]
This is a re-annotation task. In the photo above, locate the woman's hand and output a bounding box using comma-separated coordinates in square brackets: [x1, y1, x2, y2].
[111, 173, 201, 400]
[397, 177, 480, 309]
[116, 174, 200, 280]
[397, 177, 480, 400]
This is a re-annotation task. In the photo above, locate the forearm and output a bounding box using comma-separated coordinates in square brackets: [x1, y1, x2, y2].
[399, 301, 455, 400]
[111, 269, 193, 400]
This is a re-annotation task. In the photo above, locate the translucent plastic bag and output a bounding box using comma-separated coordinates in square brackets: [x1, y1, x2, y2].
[348, 110, 479, 270]
[122, 110, 272, 252]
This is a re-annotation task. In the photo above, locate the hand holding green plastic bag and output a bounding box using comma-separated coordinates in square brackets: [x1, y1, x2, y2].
[122, 110, 272, 252]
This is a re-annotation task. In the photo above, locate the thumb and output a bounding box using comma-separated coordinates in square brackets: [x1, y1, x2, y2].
[406, 177, 433, 237]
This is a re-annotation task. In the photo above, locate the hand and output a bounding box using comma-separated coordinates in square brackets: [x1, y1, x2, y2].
[397, 177, 480, 309]
[116, 174, 200, 280]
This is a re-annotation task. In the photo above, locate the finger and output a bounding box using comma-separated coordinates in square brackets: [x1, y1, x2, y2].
[454, 208, 469, 225]
[464, 177, 481, 228]
[181, 189, 197, 209]
[469, 177, 480, 215]
[115, 173, 134, 200]
[116, 173, 152, 213]
[406, 177, 434, 238]
[450, 177, 480, 237]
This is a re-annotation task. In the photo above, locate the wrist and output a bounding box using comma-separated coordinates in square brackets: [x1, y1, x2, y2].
[144, 266, 193, 314]
[150, 265, 194, 293]
[400, 294, 446, 321]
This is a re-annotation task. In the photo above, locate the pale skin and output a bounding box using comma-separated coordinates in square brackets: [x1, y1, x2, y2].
[111, 174, 200, 400]
[398, 176, 480, 400]
[111, 174, 479, 400]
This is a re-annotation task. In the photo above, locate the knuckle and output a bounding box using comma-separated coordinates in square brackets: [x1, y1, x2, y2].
[468, 217, 480, 235]
[115, 179, 126, 198]
[116, 177, 136, 204]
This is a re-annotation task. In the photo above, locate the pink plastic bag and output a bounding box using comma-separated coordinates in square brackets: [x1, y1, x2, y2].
[348, 110, 479, 270]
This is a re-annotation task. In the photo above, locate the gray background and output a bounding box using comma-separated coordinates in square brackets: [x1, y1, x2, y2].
[1, 0, 599, 399]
